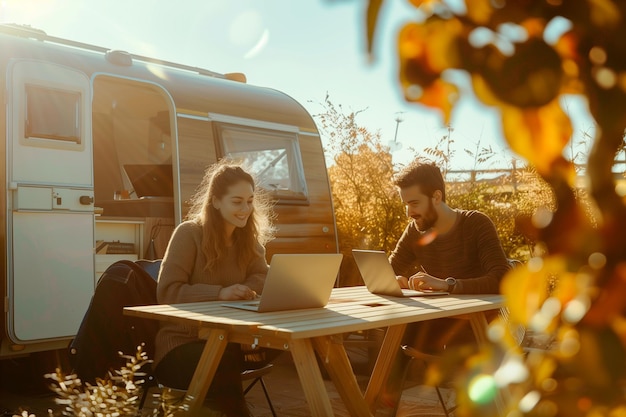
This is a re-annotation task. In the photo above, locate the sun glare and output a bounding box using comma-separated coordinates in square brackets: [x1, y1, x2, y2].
[229, 9, 269, 59]
[1, 0, 64, 25]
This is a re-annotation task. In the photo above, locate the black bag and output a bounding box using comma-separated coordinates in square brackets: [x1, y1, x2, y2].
[68, 259, 161, 383]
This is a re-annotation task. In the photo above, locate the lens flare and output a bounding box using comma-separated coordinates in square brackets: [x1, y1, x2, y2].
[468, 374, 497, 404]
[418, 230, 437, 245]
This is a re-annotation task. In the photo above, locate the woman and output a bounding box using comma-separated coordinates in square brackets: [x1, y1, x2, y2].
[153, 160, 275, 416]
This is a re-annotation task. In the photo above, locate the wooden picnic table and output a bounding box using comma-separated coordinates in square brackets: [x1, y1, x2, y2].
[124, 286, 505, 416]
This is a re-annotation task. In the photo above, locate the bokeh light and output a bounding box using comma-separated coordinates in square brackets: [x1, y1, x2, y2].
[519, 390, 541, 412]
[588, 252, 606, 270]
[562, 296, 589, 324]
[532, 206, 553, 229]
[616, 181, 626, 197]
[494, 355, 528, 385]
[405, 84, 424, 101]
[559, 330, 581, 358]
[468, 374, 497, 404]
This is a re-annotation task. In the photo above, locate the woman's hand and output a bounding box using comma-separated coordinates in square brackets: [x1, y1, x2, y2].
[218, 284, 257, 301]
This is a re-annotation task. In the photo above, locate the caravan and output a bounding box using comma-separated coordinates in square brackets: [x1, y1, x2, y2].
[0, 24, 338, 358]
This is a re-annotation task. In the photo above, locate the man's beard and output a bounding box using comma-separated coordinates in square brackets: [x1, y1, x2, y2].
[412, 199, 438, 232]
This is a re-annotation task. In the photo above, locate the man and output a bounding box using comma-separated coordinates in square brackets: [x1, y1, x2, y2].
[383, 159, 510, 407]
[391, 160, 510, 296]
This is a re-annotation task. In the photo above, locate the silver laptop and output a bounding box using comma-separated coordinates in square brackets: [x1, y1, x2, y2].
[123, 164, 174, 199]
[352, 249, 448, 297]
[222, 253, 343, 312]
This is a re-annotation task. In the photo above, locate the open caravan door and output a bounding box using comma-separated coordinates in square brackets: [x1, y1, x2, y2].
[6, 60, 94, 345]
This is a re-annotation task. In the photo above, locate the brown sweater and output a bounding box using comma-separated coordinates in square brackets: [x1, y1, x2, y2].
[154, 220, 269, 366]
[389, 209, 509, 294]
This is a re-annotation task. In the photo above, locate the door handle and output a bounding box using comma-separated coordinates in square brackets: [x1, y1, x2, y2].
[79, 195, 94, 205]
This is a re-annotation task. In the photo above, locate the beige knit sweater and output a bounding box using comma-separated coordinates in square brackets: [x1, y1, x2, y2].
[153, 220, 268, 367]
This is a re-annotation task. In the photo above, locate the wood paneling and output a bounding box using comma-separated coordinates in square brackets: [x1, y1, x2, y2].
[176, 117, 218, 213]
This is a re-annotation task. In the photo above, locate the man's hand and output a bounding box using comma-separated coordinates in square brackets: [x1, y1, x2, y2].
[218, 284, 257, 301]
[407, 272, 448, 292]
[396, 275, 410, 289]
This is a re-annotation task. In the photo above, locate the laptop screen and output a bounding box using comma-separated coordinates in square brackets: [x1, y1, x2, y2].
[123, 164, 174, 198]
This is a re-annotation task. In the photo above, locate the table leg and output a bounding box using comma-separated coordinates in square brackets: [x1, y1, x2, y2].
[312, 336, 373, 417]
[469, 311, 489, 346]
[469, 312, 507, 416]
[184, 328, 228, 416]
[290, 338, 336, 416]
[364, 323, 407, 411]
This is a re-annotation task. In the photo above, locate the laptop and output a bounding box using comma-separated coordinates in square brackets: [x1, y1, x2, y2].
[123, 164, 174, 199]
[222, 253, 343, 312]
[352, 249, 448, 297]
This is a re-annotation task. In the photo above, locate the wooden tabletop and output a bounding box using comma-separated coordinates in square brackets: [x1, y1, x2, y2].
[125, 286, 503, 345]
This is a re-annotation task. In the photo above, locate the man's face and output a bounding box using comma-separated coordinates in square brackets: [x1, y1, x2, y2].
[399, 185, 438, 232]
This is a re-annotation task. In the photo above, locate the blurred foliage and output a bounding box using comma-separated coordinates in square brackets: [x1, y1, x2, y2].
[38, 346, 185, 417]
[360, 0, 626, 415]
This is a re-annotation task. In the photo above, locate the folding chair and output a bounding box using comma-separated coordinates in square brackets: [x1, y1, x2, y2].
[242, 363, 278, 417]
[394, 344, 458, 417]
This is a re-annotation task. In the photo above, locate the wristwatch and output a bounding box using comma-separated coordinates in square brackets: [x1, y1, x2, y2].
[445, 277, 457, 293]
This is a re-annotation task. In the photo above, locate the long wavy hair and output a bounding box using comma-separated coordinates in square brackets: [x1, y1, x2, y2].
[185, 160, 275, 273]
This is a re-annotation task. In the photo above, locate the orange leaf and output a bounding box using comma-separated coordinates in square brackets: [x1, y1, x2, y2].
[588, 0, 622, 29]
[554, 31, 585, 95]
[464, 0, 494, 25]
[500, 99, 573, 175]
[471, 73, 502, 107]
[521, 18, 546, 38]
[404, 79, 459, 124]
[365, 0, 384, 57]
[408, 0, 439, 8]
[501, 260, 552, 326]
[398, 18, 463, 78]
[554, 31, 580, 62]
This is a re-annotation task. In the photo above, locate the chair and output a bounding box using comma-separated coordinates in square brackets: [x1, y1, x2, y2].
[392, 344, 458, 417]
[135, 259, 277, 416]
[242, 363, 278, 417]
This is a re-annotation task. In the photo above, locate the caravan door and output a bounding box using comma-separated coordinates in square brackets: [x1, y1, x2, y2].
[6, 60, 94, 343]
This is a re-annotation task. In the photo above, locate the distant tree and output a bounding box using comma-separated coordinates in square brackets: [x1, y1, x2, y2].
[426, 125, 554, 259]
[362, 0, 626, 415]
[314, 94, 409, 286]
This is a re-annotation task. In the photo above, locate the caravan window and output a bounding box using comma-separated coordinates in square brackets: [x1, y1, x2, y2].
[25, 84, 81, 145]
[217, 124, 308, 203]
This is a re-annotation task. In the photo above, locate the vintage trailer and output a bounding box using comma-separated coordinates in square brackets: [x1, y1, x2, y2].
[0, 24, 338, 357]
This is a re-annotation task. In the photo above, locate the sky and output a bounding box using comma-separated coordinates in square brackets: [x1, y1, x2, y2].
[1, 0, 597, 170]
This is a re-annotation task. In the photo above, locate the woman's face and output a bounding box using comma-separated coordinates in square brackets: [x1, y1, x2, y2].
[213, 180, 255, 232]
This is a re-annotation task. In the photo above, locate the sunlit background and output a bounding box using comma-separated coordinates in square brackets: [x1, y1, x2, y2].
[1, 0, 596, 169]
